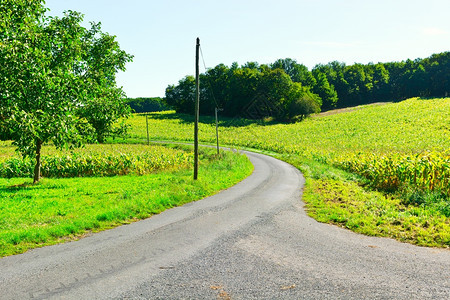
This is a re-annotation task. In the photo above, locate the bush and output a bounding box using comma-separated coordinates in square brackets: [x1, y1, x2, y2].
[288, 94, 321, 121]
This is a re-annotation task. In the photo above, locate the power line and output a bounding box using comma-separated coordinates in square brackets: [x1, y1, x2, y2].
[199, 45, 220, 109]
[199, 45, 224, 155]
[199, 45, 208, 73]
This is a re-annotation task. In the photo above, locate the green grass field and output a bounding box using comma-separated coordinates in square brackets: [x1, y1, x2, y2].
[127, 98, 450, 155]
[0, 145, 253, 257]
[124, 97, 450, 247]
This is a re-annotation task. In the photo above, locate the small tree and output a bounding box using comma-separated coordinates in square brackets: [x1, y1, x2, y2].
[0, 1, 133, 182]
[288, 94, 321, 121]
[1, 5, 86, 183]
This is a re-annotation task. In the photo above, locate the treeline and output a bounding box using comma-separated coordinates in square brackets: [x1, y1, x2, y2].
[165, 51, 449, 120]
[126, 97, 168, 113]
[166, 63, 322, 121]
[313, 51, 449, 108]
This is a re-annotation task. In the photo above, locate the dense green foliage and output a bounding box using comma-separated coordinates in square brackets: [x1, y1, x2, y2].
[125, 98, 450, 246]
[126, 97, 168, 113]
[166, 63, 321, 121]
[0, 146, 253, 257]
[0, 0, 133, 182]
[313, 52, 449, 108]
[165, 53, 449, 119]
[75, 20, 133, 143]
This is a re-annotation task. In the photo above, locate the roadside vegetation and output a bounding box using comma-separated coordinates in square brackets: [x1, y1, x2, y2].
[125, 97, 450, 247]
[0, 145, 253, 257]
[0, 1, 255, 258]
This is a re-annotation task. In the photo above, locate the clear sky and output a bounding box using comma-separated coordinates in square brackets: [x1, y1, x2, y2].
[44, 0, 450, 98]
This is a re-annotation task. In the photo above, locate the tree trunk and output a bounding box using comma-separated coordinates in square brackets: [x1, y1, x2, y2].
[33, 139, 42, 184]
[97, 132, 105, 144]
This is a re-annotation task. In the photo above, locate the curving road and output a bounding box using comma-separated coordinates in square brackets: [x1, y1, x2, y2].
[0, 151, 449, 299]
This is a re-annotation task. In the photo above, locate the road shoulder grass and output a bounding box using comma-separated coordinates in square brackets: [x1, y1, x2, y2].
[0, 146, 253, 257]
[282, 154, 449, 248]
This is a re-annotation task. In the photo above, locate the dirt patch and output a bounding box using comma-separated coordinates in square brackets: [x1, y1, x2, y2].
[313, 102, 392, 118]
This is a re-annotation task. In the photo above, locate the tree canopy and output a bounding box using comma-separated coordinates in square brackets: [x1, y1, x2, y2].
[165, 52, 449, 119]
[166, 63, 321, 121]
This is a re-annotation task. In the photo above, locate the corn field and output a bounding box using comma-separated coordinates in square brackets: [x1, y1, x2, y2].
[333, 151, 450, 195]
[0, 144, 193, 178]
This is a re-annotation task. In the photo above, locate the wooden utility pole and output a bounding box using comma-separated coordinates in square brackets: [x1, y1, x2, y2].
[146, 114, 150, 145]
[215, 107, 219, 155]
[194, 37, 200, 180]
[215, 107, 223, 155]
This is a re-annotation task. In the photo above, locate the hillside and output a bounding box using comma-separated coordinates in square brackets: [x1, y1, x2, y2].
[129, 97, 450, 156]
[127, 97, 450, 247]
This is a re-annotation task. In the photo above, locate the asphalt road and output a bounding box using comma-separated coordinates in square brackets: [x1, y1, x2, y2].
[0, 151, 449, 299]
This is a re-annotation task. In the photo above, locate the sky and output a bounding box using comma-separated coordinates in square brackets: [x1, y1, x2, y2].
[44, 0, 450, 98]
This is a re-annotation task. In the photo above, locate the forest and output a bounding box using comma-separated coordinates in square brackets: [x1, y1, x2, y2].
[165, 52, 449, 120]
[125, 97, 168, 113]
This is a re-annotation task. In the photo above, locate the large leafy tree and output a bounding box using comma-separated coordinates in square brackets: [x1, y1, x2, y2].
[259, 69, 320, 121]
[311, 72, 338, 110]
[200, 63, 230, 113]
[371, 63, 390, 101]
[271, 58, 316, 87]
[227, 66, 261, 117]
[313, 61, 349, 108]
[76, 22, 133, 143]
[165, 76, 196, 114]
[0, 0, 132, 182]
[425, 52, 450, 97]
[0, 0, 47, 140]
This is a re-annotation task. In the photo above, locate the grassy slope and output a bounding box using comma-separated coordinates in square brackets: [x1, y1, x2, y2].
[126, 98, 450, 247]
[127, 98, 450, 155]
[0, 146, 253, 257]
